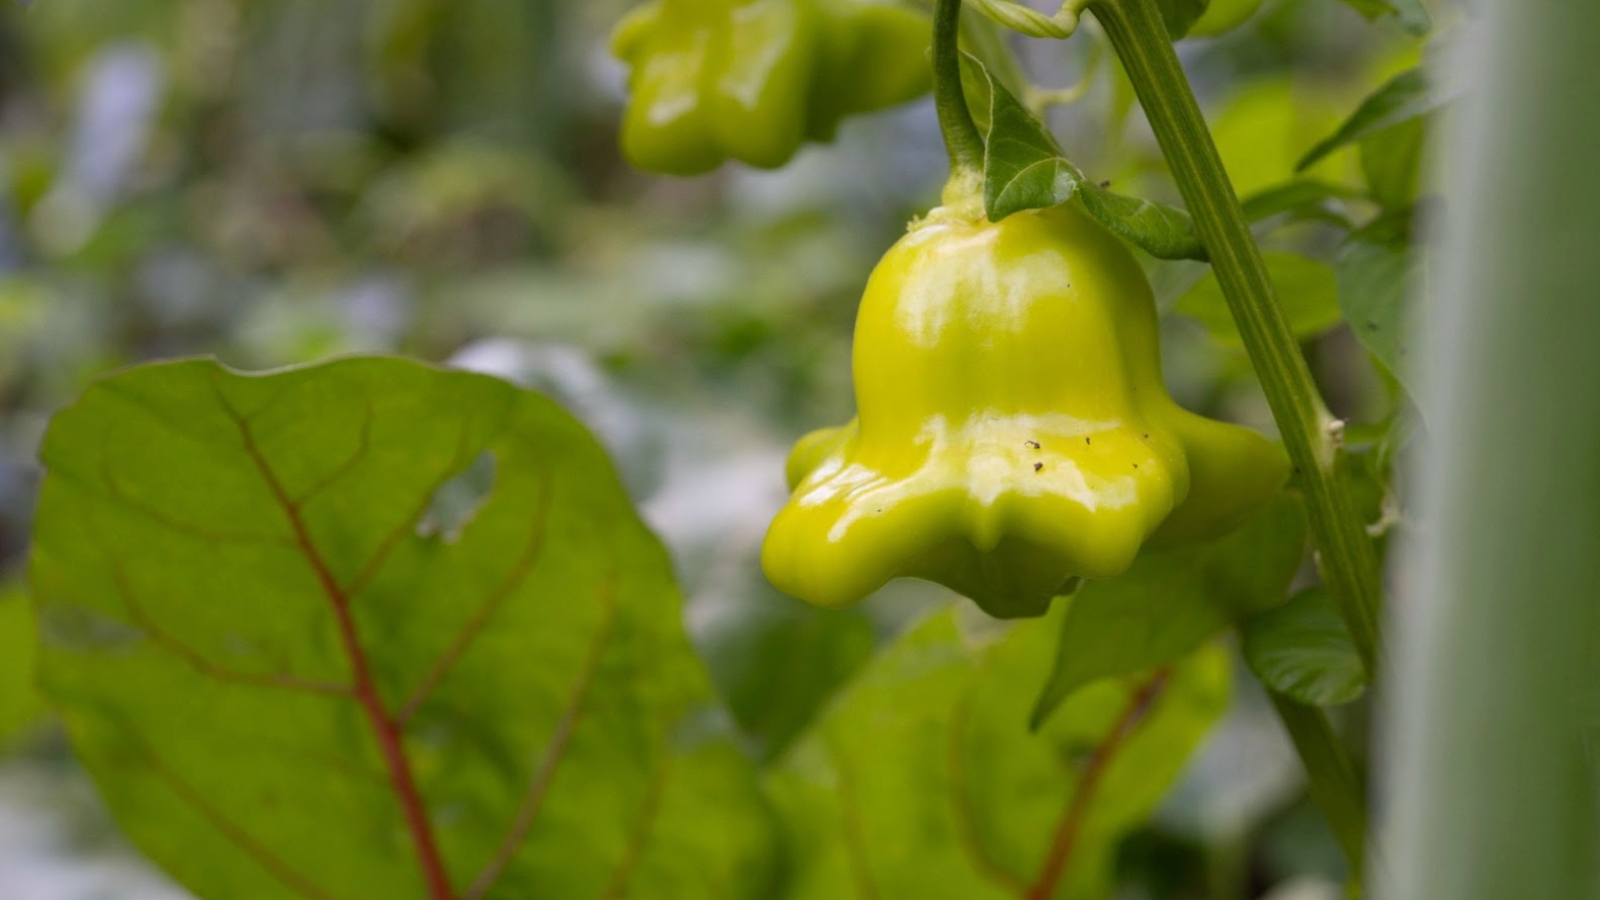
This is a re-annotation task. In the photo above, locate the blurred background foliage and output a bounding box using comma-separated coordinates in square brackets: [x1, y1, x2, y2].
[0, 0, 1426, 896]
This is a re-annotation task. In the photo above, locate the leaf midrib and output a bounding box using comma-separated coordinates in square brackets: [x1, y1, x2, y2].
[219, 376, 461, 900]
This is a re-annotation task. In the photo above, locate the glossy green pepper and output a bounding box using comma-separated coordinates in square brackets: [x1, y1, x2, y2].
[762, 199, 1290, 618]
[611, 0, 931, 175]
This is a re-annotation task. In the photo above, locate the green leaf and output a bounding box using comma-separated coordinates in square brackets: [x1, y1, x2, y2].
[979, 63, 1081, 220]
[1077, 188, 1207, 262]
[1360, 116, 1429, 212]
[698, 593, 875, 763]
[766, 605, 1231, 900]
[0, 584, 46, 744]
[1242, 588, 1367, 706]
[963, 54, 1206, 260]
[1335, 0, 1390, 16]
[1185, 0, 1266, 38]
[1176, 252, 1343, 346]
[1210, 79, 1351, 199]
[1298, 68, 1449, 172]
[1337, 216, 1425, 396]
[1240, 178, 1362, 227]
[1031, 496, 1306, 729]
[1155, 0, 1211, 39]
[28, 357, 777, 900]
[1335, 0, 1431, 35]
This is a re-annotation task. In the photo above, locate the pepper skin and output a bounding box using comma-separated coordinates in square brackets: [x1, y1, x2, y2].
[762, 200, 1290, 619]
[611, 0, 931, 176]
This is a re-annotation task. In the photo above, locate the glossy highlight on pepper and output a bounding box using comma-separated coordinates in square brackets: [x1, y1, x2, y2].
[611, 0, 932, 175]
[762, 200, 1291, 619]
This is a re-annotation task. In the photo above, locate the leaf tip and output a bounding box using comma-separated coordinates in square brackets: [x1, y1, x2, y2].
[1028, 687, 1061, 733]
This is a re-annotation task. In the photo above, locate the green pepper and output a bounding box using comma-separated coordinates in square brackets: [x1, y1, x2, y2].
[762, 200, 1290, 618]
[611, 0, 931, 176]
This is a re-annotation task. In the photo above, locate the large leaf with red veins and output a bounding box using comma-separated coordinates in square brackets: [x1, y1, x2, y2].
[28, 356, 776, 900]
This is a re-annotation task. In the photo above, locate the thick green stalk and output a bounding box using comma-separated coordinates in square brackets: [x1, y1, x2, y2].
[932, 0, 986, 177]
[1382, 1, 1600, 897]
[1084, 0, 1381, 674]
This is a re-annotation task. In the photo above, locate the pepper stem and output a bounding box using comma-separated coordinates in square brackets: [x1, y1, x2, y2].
[933, 0, 987, 180]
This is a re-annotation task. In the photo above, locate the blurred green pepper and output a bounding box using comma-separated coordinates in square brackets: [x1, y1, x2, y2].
[611, 0, 931, 175]
[762, 200, 1290, 619]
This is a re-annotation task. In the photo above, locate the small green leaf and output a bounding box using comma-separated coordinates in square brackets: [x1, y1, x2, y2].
[1031, 496, 1306, 729]
[1332, 0, 1431, 34]
[1335, 0, 1390, 15]
[1298, 68, 1450, 172]
[1210, 79, 1349, 199]
[1177, 252, 1343, 346]
[964, 54, 1206, 260]
[1240, 178, 1362, 227]
[1386, 0, 1432, 34]
[1360, 116, 1429, 212]
[1185, 0, 1266, 38]
[767, 605, 1231, 900]
[1337, 215, 1425, 396]
[1242, 588, 1367, 706]
[698, 592, 875, 763]
[0, 585, 46, 744]
[1155, 0, 1211, 39]
[1077, 186, 1206, 262]
[29, 356, 777, 900]
[981, 66, 1082, 218]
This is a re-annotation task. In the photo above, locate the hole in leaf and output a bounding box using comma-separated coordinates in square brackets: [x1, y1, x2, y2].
[416, 450, 496, 543]
[39, 604, 143, 650]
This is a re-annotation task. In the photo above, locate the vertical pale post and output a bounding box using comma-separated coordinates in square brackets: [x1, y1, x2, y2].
[1383, 2, 1600, 898]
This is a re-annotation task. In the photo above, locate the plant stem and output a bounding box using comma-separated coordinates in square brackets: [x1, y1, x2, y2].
[933, 0, 986, 177]
[1269, 694, 1368, 878]
[1084, 0, 1381, 675]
